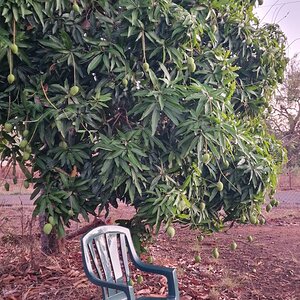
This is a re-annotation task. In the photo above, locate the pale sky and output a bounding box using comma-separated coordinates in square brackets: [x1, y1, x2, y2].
[255, 0, 300, 57]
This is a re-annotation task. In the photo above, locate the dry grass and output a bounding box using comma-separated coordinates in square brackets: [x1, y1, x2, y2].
[207, 288, 221, 300]
[220, 271, 240, 290]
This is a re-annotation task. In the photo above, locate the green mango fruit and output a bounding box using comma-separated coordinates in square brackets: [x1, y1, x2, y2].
[199, 202, 206, 212]
[247, 235, 253, 242]
[48, 216, 56, 226]
[23, 180, 30, 189]
[22, 130, 29, 137]
[212, 247, 219, 259]
[194, 254, 201, 263]
[216, 181, 223, 191]
[137, 275, 143, 284]
[43, 223, 53, 235]
[266, 204, 272, 212]
[147, 256, 153, 264]
[202, 153, 210, 164]
[166, 226, 175, 238]
[143, 62, 149, 72]
[4, 182, 10, 191]
[70, 85, 79, 96]
[4, 122, 13, 132]
[230, 241, 237, 251]
[10, 43, 19, 54]
[19, 139, 28, 150]
[7, 74, 15, 84]
[73, 3, 80, 12]
[22, 152, 30, 161]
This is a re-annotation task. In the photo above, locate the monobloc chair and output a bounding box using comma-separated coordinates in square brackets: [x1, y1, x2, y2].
[81, 225, 179, 300]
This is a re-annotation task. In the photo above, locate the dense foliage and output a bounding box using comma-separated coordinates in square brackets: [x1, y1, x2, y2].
[0, 0, 287, 241]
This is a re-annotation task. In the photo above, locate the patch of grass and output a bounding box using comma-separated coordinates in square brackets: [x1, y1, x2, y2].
[288, 250, 299, 264]
[220, 271, 240, 290]
[208, 288, 220, 300]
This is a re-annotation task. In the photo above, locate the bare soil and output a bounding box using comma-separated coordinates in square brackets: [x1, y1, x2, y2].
[0, 196, 299, 300]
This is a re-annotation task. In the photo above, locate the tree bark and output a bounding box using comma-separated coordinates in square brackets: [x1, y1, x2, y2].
[39, 214, 64, 254]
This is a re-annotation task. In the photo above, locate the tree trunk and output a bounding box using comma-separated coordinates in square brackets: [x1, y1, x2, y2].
[39, 214, 64, 254]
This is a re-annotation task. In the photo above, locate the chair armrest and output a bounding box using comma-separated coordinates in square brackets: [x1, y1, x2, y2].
[86, 274, 134, 298]
[124, 230, 180, 299]
[133, 260, 174, 275]
[132, 260, 179, 299]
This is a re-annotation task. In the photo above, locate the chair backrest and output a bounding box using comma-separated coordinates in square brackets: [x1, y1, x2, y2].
[81, 225, 135, 299]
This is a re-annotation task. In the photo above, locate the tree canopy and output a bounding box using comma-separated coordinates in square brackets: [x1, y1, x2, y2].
[0, 0, 287, 244]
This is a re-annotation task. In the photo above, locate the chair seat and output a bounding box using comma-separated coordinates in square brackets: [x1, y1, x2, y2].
[138, 297, 177, 300]
[107, 292, 127, 300]
[106, 294, 176, 300]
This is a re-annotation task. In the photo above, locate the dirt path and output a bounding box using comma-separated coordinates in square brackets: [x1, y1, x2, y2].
[0, 194, 299, 300]
[1, 190, 300, 206]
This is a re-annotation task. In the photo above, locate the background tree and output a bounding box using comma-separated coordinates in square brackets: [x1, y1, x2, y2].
[0, 0, 287, 254]
[268, 55, 300, 168]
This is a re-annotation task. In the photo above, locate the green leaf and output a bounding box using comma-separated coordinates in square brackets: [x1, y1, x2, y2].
[130, 147, 147, 157]
[103, 54, 110, 71]
[30, 187, 41, 200]
[140, 102, 156, 120]
[87, 54, 102, 74]
[39, 39, 62, 50]
[127, 150, 142, 169]
[151, 108, 160, 136]
[57, 221, 65, 238]
[32, 2, 44, 26]
[120, 160, 131, 176]
[158, 62, 171, 82]
[12, 6, 19, 22]
[148, 69, 159, 88]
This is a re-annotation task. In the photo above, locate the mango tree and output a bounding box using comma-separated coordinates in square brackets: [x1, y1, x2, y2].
[0, 0, 287, 254]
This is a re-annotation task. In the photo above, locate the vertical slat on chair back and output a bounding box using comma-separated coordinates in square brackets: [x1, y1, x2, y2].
[106, 233, 124, 284]
[87, 231, 131, 299]
[120, 234, 130, 282]
[95, 234, 116, 298]
[87, 237, 109, 298]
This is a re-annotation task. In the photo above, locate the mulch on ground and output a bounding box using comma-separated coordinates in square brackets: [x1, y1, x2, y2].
[0, 200, 300, 300]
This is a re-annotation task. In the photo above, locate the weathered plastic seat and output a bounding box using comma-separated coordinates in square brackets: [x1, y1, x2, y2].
[81, 225, 179, 300]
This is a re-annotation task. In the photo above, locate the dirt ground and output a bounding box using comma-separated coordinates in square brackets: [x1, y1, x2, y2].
[0, 195, 299, 300]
